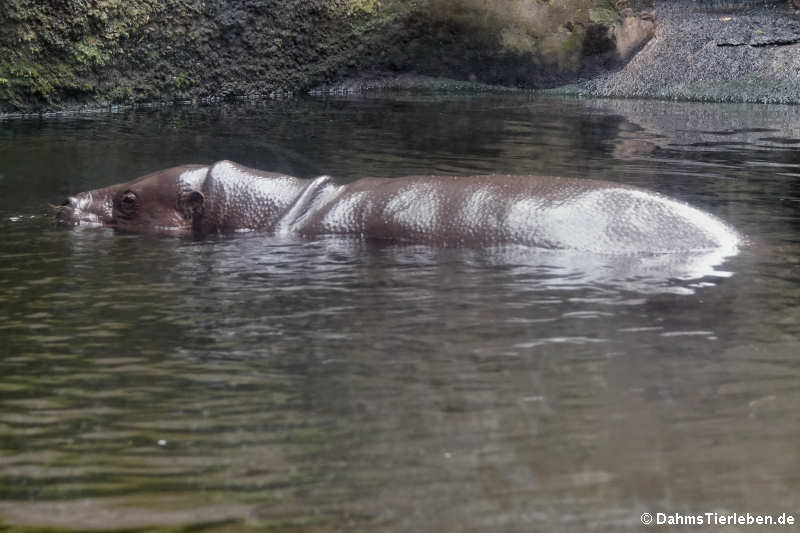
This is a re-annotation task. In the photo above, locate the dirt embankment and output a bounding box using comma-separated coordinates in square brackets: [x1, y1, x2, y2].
[1, 0, 647, 113]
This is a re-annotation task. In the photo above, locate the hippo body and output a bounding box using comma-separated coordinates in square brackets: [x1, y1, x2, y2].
[57, 160, 741, 255]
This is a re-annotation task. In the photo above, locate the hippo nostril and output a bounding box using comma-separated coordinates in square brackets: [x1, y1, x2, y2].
[55, 197, 79, 226]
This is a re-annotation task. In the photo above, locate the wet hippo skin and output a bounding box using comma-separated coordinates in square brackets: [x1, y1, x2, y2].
[56, 160, 741, 254]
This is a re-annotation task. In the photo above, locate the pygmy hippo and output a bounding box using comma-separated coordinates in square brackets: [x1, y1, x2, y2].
[55, 160, 741, 255]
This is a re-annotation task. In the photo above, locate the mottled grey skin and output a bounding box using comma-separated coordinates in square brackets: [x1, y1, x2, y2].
[56, 160, 741, 254]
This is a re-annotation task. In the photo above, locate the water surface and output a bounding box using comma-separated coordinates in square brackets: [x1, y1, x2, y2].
[1, 95, 800, 532]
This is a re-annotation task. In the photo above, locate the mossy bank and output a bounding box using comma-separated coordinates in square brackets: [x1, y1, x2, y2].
[0, 0, 646, 113]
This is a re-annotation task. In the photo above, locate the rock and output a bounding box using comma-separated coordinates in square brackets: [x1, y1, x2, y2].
[614, 15, 656, 60]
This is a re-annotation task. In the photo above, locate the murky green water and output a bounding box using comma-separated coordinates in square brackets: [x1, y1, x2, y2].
[1, 95, 800, 532]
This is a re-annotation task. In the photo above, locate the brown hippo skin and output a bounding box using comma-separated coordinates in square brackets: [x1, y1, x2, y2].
[56, 160, 741, 254]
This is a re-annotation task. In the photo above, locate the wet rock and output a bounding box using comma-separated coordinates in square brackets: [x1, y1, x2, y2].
[310, 73, 519, 95]
[2, 0, 635, 112]
[614, 15, 656, 60]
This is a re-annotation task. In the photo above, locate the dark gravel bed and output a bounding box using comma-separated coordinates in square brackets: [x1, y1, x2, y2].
[564, 1, 800, 104]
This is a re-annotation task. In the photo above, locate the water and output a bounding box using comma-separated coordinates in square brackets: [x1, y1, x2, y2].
[1, 95, 800, 532]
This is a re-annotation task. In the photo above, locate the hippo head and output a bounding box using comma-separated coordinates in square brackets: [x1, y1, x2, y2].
[56, 161, 307, 235]
[56, 164, 209, 234]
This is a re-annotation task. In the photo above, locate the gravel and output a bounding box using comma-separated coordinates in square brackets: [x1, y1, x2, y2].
[564, 1, 800, 104]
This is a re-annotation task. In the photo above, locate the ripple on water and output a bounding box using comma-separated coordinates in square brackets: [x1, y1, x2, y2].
[1, 96, 799, 531]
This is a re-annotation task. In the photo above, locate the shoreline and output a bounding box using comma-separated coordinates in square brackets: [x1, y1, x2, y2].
[0, 79, 518, 120]
[3, 2, 800, 118]
[2, 84, 798, 121]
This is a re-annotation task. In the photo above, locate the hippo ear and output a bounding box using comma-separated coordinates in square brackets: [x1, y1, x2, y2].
[181, 190, 205, 217]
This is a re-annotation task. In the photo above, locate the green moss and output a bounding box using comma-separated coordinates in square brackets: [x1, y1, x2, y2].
[0, 0, 624, 112]
[588, 7, 618, 25]
[343, 0, 383, 16]
[0, 60, 77, 105]
[72, 41, 110, 67]
[0, 0, 166, 110]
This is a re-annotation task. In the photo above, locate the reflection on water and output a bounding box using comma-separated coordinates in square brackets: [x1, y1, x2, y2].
[1, 96, 800, 531]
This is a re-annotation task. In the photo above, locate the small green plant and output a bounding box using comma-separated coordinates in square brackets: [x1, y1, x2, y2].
[345, 0, 382, 16]
[73, 41, 110, 67]
[168, 72, 195, 91]
[108, 85, 134, 103]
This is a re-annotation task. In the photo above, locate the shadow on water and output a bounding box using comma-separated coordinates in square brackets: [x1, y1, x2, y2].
[1, 95, 800, 531]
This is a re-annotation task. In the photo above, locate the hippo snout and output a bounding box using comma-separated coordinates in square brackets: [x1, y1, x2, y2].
[54, 192, 111, 228]
[55, 197, 78, 226]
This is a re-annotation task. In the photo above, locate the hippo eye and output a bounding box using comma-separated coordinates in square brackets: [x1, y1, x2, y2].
[117, 191, 138, 217]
